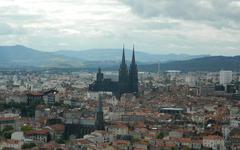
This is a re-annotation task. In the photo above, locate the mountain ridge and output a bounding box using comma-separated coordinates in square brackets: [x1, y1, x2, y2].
[138, 55, 240, 72]
[0, 45, 83, 68]
[54, 49, 208, 62]
[0, 45, 239, 72]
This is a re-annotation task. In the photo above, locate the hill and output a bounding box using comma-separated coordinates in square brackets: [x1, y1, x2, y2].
[0, 45, 83, 68]
[54, 49, 207, 63]
[139, 56, 240, 72]
[0, 45, 239, 72]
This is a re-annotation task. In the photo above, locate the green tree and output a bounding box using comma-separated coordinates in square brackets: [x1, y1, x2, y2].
[56, 138, 65, 144]
[156, 132, 164, 139]
[1, 125, 14, 139]
[131, 137, 140, 143]
[21, 143, 36, 149]
[182, 146, 190, 150]
[21, 125, 33, 133]
[3, 132, 12, 139]
[2, 125, 14, 132]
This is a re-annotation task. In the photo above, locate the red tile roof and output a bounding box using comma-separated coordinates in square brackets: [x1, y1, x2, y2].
[0, 117, 16, 121]
[48, 124, 64, 132]
[203, 135, 223, 140]
[113, 140, 130, 145]
[26, 129, 49, 135]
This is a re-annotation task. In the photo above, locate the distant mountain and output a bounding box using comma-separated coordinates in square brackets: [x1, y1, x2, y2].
[139, 56, 240, 72]
[54, 49, 208, 63]
[1, 45, 238, 72]
[0, 45, 83, 68]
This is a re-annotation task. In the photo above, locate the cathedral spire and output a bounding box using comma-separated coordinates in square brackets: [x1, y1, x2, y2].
[129, 44, 139, 94]
[132, 44, 136, 64]
[122, 44, 126, 65]
[119, 44, 129, 94]
[98, 67, 101, 73]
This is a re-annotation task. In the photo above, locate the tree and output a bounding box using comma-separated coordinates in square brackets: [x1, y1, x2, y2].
[2, 125, 14, 132]
[156, 132, 164, 139]
[1, 125, 14, 139]
[182, 146, 190, 150]
[3, 132, 12, 139]
[21, 143, 36, 149]
[21, 125, 33, 133]
[56, 138, 65, 144]
[131, 136, 140, 143]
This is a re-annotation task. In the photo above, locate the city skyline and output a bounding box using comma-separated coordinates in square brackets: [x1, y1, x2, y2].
[0, 0, 240, 56]
[1, 1, 240, 149]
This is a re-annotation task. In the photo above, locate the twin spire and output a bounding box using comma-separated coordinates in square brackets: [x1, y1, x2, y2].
[121, 44, 136, 65]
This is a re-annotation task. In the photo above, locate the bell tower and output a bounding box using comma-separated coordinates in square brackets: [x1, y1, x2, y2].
[119, 45, 129, 94]
[129, 45, 139, 93]
[95, 94, 104, 130]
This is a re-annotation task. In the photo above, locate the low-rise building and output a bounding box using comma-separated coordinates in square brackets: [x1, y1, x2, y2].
[0, 116, 17, 131]
[46, 124, 65, 140]
[106, 124, 129, 136]
[203, 135, 225, 150]
[112, 140, 131, 150]
[25, 129, 50, 143]
[0, 139, 23, 149]
[226, 128, 240, 150]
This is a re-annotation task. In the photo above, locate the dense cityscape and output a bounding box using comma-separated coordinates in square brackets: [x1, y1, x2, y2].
[1, 0, 240, 149]
[0, 47, 239, 150]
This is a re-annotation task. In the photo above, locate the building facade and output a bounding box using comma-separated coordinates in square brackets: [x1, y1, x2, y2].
[220, 70, 233, 86]
[89, 45, 139, 97]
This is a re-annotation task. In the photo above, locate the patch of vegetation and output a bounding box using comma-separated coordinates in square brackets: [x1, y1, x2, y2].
[22, 143, 36, 149]
[1, 125, 14, 139]
[21, 125, 33, 133]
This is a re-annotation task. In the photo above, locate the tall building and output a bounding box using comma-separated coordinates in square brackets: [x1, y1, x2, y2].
[95, 95, 105, 130]
[119, 46, 129, 94]
[128, 45, 138, 93]
[185, 73, 197, 87]
[89, 45, 139, 97]
[220, 70, 233, 85]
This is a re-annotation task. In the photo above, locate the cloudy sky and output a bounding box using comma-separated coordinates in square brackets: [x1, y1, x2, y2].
[0, 0, 240, 55]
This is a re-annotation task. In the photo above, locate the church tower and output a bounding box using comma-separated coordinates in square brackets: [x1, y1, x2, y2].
[129, 45, 139, 93]
[95, 94, 104, 130]
[96, 67, 104, 91]
[119, 45, 129, 94]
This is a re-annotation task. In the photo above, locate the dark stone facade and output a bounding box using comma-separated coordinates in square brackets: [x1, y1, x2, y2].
[64, 124, 95, 139]
[89, 45, 139, 97]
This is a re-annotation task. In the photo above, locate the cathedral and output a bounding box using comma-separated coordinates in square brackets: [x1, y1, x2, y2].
[89, 45, 139, 97]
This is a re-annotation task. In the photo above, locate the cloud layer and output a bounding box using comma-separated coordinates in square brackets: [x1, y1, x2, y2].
[0, 0, 239, 55]
[121, 0, 240, 21]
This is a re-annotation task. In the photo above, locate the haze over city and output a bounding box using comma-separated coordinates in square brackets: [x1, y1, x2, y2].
[0, 0, 240, 55]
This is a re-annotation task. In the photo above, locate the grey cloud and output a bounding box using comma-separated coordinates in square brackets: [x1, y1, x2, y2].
[120, 0, 240, 27]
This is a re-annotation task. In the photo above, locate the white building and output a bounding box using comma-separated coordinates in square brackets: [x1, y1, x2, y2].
[106, 124, 129, 136]
[83, 130, 115, 144]
[166, 70, 181, 81]
[11, 132, 25, 141]
[185, 73, 197, 87]
[220, 70, 232, 85]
